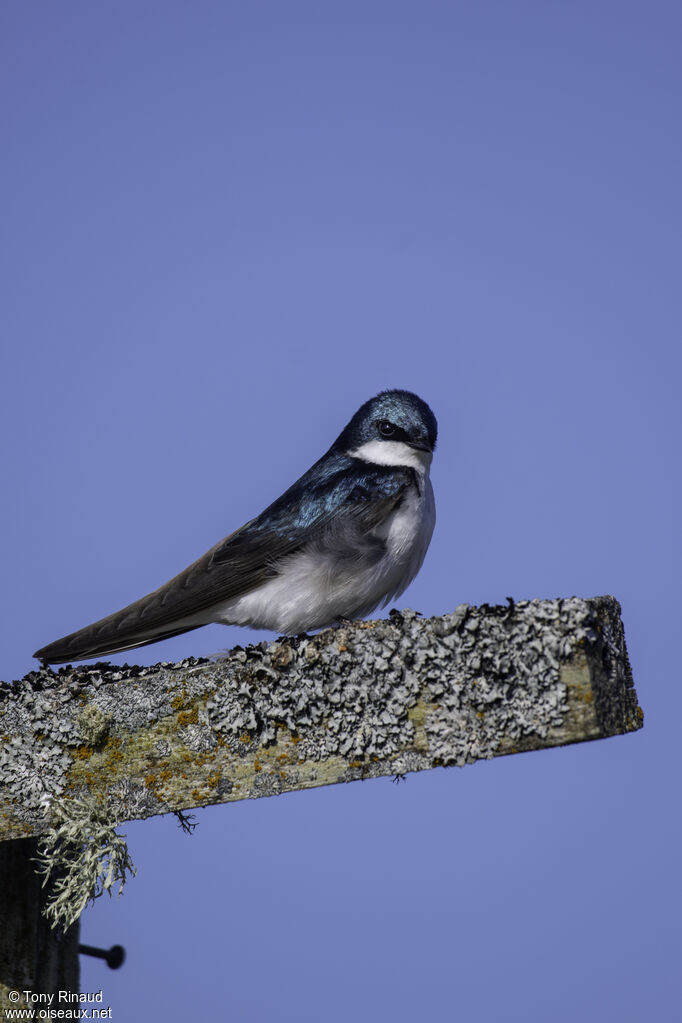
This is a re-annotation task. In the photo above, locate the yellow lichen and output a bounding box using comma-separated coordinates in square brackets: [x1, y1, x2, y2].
[177, 706, 199, 727]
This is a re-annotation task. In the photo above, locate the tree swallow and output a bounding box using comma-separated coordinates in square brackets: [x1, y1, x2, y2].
[34, 390, 437, 665]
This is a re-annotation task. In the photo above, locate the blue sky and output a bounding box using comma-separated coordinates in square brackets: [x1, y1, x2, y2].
[2, 2, 680, 1020]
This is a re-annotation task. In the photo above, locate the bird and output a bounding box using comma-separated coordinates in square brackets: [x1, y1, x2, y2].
[34, 389, 437, 665]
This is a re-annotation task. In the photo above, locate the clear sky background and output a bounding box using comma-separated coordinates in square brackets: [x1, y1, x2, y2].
[2, 2, 680, 1020]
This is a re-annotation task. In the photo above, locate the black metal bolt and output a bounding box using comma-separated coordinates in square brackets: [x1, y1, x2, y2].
[78, 943, 126, 969]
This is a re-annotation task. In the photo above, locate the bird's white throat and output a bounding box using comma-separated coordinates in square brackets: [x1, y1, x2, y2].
[347, 439, 432, 472]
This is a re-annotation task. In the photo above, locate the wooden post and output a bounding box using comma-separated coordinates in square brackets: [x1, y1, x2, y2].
[0, 839, 79, 1011]
[0, 596, 643, 995]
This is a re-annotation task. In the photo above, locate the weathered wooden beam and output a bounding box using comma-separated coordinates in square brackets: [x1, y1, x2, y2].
[0, 596, 642, 842]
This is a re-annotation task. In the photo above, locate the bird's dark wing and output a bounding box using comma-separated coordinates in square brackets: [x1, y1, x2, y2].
[33, 461, 415, 664]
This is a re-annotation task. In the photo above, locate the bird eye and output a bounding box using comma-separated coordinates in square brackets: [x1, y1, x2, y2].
[377, 420, 396, 438]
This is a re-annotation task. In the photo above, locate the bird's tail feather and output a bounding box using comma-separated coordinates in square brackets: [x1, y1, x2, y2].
[33, 622, 202, 666]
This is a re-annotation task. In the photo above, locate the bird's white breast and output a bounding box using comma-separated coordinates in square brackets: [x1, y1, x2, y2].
[204, 441, 435, 635]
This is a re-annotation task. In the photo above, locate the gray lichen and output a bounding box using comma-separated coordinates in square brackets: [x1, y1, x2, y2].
[0, 656, 209, 832]
[203, 599, 594, 770]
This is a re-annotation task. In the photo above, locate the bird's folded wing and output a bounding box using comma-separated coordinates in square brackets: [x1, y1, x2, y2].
[33, 465, 414, 663]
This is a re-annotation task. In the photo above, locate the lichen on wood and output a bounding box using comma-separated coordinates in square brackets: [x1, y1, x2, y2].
[0, 595, 642, 929]
[1, 596, 642, 845]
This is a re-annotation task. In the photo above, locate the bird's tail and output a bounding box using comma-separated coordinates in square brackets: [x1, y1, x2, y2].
[34, 621, 202, 665]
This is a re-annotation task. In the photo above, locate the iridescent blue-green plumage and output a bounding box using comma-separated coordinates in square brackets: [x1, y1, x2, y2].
[332, 389, 437, 455]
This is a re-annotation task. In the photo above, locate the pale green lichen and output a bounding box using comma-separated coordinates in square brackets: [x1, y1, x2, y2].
[34, 794, 135, 930]
[77, 704, 111, 745]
